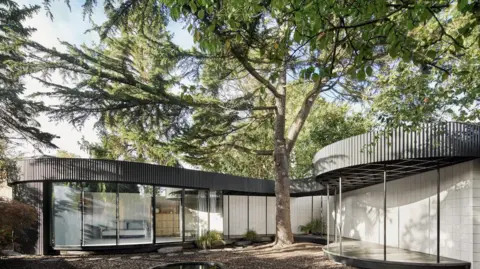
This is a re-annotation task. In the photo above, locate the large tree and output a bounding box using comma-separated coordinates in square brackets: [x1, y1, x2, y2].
[23, 0, 477, 246]
[0, 0, 56, 148]
[81, 84, 373, 179]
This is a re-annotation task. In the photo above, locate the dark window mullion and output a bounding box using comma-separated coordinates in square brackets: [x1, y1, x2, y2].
[182, 189, 185, 242]
[152, 185, 156, 245]
[116, 183, 119, 246]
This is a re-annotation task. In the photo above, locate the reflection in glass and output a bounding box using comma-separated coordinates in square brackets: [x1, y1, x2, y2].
[53, 183, 82, 246]
[209, 191, 223, 232]
[155, 187, 182, 243]
[118, 184, 153, 245]
[184, 189, 208, 241]
[83, 183, 117, 246]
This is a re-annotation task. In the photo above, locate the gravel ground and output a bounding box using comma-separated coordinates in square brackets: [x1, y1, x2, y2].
[0, 243, 355, 269]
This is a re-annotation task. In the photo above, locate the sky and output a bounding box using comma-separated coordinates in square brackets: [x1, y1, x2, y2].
[16, 0, 193, 157]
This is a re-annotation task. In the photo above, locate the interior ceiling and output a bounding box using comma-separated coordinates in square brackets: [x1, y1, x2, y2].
[315, 157, 476, 194]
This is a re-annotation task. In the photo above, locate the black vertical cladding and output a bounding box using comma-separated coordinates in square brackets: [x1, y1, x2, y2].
[12, 158, 276, 195]
[227, 195, 230, 239]
[12, 182, 44, 255]
[42, 182, 55, 255]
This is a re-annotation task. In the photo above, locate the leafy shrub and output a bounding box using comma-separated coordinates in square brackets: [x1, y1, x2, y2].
[299, 218, 326, 234]
[243, 229, 257, 241]
[196, 230, 224, 249]
[0, 197, 37, 251]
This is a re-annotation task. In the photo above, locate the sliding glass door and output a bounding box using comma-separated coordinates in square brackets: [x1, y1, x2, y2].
[154, 187, 182, 243]
[184, 189, 208, 241]
[52, 182, 222, 248]
[118, 184, 153, 245]
[83, 183, 117, 246]
[52, 183, 82, 246]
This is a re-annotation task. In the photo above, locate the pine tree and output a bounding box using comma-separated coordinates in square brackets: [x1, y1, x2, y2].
[0, 0, 56, 148]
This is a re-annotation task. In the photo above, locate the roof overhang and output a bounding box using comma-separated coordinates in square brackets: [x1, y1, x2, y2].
[313, 122, 480, 193]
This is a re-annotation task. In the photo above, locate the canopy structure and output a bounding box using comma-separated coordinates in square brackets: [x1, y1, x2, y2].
[314, 122, 480, 192]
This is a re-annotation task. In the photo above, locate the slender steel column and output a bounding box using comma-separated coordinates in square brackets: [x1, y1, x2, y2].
[334, 187, 337, 242]
[437, 165, 441, 263]
[339, 177, 342, 254]
[320, 194, 323, 236]
[207, 190, 211, 232]
[116, 183, 119, 246]
[326, 184, 330, 250]
[383, 165, 387, 261]
[152, 186, 156, 244]
[311, 196, 314, 223]
[81, 187, 85, 246]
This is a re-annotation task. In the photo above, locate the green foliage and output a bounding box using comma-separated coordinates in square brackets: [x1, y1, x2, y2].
[0, 141, 19, 184]
[244, 229, 257, 241]
[299, 219, 326, 235]
[55, 150, 80, 158]
[195, 230, 224, 249]
[0, 197, 38, 251]
[0, 0, 56, 148]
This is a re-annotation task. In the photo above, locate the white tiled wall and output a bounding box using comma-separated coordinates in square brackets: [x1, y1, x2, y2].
[472, 159, 480, 268]
[224, 195, 324, 236]
[333, 160, 476, 266]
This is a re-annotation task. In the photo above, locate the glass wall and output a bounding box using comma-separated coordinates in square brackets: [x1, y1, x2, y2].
[118, 184, 153, 245]
[83, 183, 117, 246]
[184, 189, 208, 241]
[52, 182, 222, 248]
[209, 191, 223, 232]
[52, 183, 82, 246]
[155, 187, 182, 243]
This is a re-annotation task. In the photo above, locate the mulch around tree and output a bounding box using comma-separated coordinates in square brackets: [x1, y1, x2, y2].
[0, 243, 356, 269]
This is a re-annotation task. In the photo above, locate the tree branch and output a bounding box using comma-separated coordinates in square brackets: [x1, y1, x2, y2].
[426, 7, 465, 49]
[252, 106, 276, 111]
[212, 143, 273, 156]
[230, 46, 281, 98]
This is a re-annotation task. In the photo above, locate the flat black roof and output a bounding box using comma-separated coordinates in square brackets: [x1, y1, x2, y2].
[10, 158, 324, 196]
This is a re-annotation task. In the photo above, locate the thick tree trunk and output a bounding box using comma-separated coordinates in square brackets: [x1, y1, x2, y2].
[273, 67, 294, 247]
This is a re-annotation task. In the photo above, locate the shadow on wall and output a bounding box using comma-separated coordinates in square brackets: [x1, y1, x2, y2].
[313, 154, 348, 175]
[336, 162, 472, 259]
[12, 183, 41, 254]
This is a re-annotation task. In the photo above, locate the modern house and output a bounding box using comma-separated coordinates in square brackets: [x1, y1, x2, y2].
[7, 121, 480, 269]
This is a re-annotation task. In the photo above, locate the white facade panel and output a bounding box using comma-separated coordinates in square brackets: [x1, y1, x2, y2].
[249, 196, 267, 234]
[267, 197, 276, 234]
[229, 195, 248, 236]
[291, 196, 313, 233]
